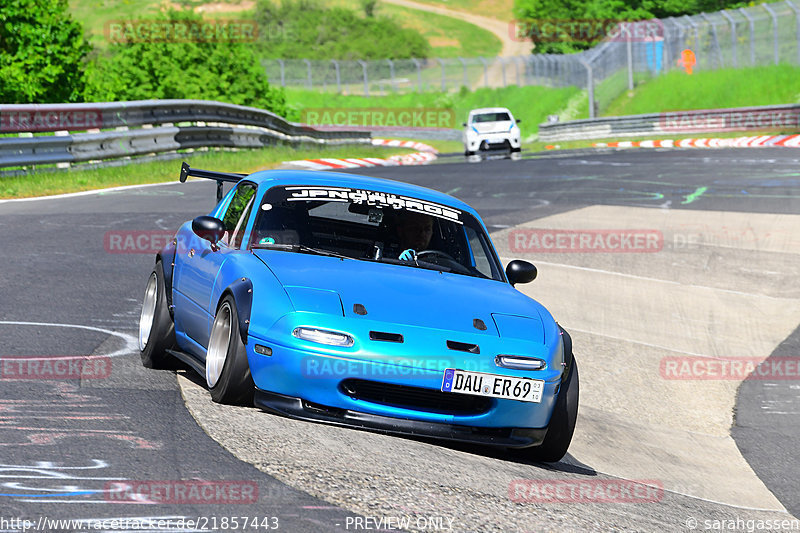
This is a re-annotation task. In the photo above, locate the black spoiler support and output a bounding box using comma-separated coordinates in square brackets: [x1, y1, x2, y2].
[179, 161, 248, 203]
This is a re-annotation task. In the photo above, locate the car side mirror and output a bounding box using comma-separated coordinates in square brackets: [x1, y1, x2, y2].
[462, 122, 467, 127]
[192, 215, 225, 246]
[506, 260, 537, 286]
[516, 118, 521, 123]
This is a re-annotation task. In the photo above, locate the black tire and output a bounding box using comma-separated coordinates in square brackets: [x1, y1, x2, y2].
[139, 261, 177, 369]
[205, 295, 255, 405]
[515, 356, 579, 463]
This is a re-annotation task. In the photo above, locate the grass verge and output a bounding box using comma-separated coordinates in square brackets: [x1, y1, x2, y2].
[0, 144, 411, 199]
[284, 85, 582, 135]
[603, 66, 800, 116]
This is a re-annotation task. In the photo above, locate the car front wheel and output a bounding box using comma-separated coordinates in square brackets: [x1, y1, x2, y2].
[206, 295, 255, 405]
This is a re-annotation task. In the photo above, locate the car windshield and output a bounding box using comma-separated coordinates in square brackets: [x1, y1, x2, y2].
[472, 112, 511, 123]
[250, 185, 505, 281]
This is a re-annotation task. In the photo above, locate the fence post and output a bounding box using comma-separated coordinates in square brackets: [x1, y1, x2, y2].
[701, 13, 723, 69]
[763, 3, 780, 64]
[739, 8, 756, 65]
[303, 59, 312, 89]
[514, 56, 521, 86]
[579, 58, 595, 119]
[500, 57, 507, 87]
[457, 57, 468, 88]
[479, 57, 489, 87]
[386, 59, 396, 91]
[671, 18, 686, 71]
[787, 1, 800, 65]
[625, 22, 634, 90]
[277, 59, 285, 87]
[411, 58, 422, 92]
[357, 60, 369, 96]
[437, 58, 446, 91]
[719, 10, 738, 68]
[683, 15, 700, 70]
[331, 60, 341, 93]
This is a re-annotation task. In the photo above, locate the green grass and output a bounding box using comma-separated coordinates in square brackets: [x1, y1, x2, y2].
[283, 85, 582, 134]
[401, 0, 514, 22]
[603, 66, 800, 116]
[0, 144, 411, 199]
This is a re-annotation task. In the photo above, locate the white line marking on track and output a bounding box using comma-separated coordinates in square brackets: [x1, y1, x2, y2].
[0, 321, 137, 357]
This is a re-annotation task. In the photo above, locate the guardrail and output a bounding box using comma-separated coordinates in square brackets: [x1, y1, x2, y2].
[537, 103, 800, 142]
[0, 100, 372, 169]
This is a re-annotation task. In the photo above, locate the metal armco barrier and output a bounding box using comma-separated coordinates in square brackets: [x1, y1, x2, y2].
[0, 100, 372, 169]
[538, 103, 800, 142]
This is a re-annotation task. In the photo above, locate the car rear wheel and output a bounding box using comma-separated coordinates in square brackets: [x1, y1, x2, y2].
[515, 356, 579, 463]
[206, 295, 255, 405]
[139, 261, 177, 369]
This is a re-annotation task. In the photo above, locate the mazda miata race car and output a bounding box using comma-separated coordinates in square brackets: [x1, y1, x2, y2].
[138, 163, 579, 461]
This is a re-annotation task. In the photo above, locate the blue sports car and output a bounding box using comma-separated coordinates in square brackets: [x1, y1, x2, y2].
[138, 163, 579, 461]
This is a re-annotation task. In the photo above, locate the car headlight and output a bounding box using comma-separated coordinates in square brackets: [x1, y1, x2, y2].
[293, 327, 354, 347]
[495, 355, 546, 371]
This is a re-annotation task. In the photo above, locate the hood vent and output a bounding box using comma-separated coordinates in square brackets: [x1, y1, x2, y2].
[369, 331, 404, 343]
[447, 340, 480, 354]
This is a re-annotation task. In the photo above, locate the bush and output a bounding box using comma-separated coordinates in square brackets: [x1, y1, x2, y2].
[255, 0, 430, 60]
[83, 9, 285, 114]
[0, 0, 91, 103]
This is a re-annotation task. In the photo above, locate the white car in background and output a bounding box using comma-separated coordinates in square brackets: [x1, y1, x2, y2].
[462, 107, 521, 156]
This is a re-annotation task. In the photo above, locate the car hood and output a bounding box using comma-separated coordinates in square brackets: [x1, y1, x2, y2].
[253, 250, 547, 340]
[471, 121, 514, 134]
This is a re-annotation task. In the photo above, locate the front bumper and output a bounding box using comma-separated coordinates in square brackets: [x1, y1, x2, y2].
[464, 132, 521, 151]
[255, 389, 547, 448]
[246, 335, 560, 430]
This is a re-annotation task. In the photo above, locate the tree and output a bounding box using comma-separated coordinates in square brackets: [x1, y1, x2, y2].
[513, 0, 752, 53]
[84, 9, 286, 115]
[0, 0, 91, 103]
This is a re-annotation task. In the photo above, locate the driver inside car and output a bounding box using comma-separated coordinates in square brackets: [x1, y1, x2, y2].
[395, 211, 434, 261]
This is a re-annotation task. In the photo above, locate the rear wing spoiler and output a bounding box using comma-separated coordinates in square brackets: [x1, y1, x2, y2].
[179, 161, 248, 203]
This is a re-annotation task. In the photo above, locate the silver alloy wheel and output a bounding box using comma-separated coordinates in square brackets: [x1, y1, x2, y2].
[206, 302, 232, 388]
[138, 273, 158, 351]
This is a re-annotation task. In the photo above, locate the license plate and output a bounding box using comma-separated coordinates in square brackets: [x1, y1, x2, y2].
[441, 369, 544, 403]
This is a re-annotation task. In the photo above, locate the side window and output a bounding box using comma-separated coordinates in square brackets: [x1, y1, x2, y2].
[465, 226, 494, 279]
[221, 182, 256, 247]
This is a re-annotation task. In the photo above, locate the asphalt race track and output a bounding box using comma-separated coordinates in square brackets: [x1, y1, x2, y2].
[1, 147, 798, 532]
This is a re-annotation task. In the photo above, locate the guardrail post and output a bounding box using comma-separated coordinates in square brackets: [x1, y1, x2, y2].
[579, 58, 595, 119]
[357, 60, 369, 96]
[739, 8, 756, 65]
[479, 57, 489, 87]
[303, 59, 312, 89]
[719, 10, 738, 68]
[436, 58, 446, 91]
[763, 3, 780, 64]
[411, 58, 423, 92]
[457, 57, 468, 88]
[787, 0, 800, 64]
[331, 60, 341, 93]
